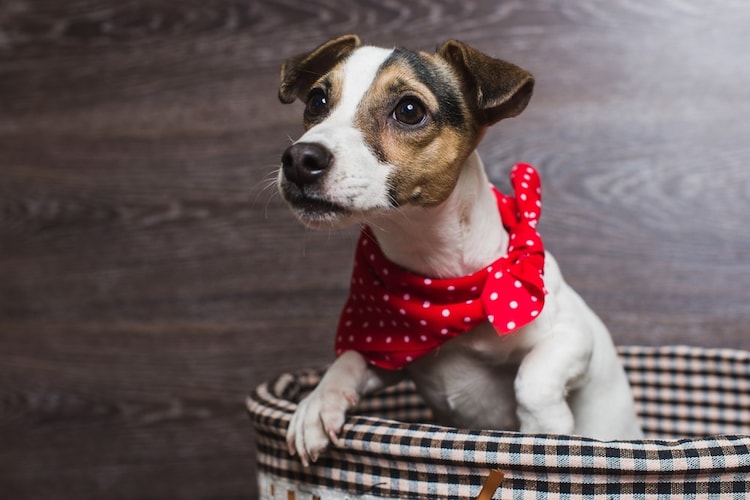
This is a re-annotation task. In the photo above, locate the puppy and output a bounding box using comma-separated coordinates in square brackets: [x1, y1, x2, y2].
[277, 35, 643, 465]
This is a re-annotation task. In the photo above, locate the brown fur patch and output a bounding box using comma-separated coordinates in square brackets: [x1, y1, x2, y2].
[302, 65, 346, 130]
[353, 52, 481, 207]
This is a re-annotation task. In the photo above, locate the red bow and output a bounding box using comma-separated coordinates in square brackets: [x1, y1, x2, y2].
[335, 164, 546, 370]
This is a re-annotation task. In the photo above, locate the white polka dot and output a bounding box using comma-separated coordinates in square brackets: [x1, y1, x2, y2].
[527, 166, 534, 174]
[520, 193, 527, 201]
[488, 315, 495, 323]
[420, 335, 428, 342]
[509, 300, 519, 309]
[362, 323, 368, 328]
[386, 336, 392, 343]
[464, 317, 471, 323]
[423, 301, 431, 308]
[424, 278, 432, 285]
[420, 319, 427, 326]
[526, 240, 534, 246]
[447, 285, 455, 291]
[440, 328, 449, 335]
[345, 321, 352, 327]
[471, 286, 478, 292]
[362, 239, 368, 246]
[370, 254, 375, 261]
[507, 321, 516, 329]
[379, 321, 384, 328]
[399, 308, 406, 315]
[406, 356, 413, 362]
[466, 300, 473, 305]
[531, 296, 538, 302]
[366, 336, 372, 343]
[383, 268, 389, 275]
[403, 293, 410, 300]
[494, 271, 503, 279]
[531, 310, 539, 317]
[490, 292, 499, 301]
[404, 336, 410, 343]
[383, 294, 389, 301]
[514, 280, 522, 288]
[521, 182, 529, 189]
[348, 335, 354, 342]
[442, 309, 450, 317]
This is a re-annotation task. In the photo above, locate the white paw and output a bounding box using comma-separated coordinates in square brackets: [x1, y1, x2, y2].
[286, 386, 356, 466]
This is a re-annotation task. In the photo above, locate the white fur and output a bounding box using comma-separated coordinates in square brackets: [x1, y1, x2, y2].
[282, 47, 396, 224]
[283, 47, 643, 467]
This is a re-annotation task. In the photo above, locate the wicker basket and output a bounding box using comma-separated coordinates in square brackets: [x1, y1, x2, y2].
[248, 345, 750, 499]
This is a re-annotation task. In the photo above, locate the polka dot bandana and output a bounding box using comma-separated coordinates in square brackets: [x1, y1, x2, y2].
[335, 164, 546, 370]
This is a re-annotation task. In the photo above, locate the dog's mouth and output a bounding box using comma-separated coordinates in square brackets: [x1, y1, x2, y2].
[280, 184, 350, 224]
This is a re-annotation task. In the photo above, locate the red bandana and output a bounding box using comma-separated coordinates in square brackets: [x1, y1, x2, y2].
[335, 163, 546, 370]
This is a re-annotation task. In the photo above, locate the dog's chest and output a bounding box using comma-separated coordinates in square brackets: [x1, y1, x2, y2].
[404, 321, 536, 429]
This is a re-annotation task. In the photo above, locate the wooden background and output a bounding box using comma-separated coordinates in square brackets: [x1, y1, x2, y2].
[2, 1, 750, 498]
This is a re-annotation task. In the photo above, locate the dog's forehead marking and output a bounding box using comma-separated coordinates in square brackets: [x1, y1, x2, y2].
[331, 46, 395, 123]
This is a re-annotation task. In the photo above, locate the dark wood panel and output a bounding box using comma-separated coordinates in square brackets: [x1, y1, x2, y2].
[2, 1, 750, 498]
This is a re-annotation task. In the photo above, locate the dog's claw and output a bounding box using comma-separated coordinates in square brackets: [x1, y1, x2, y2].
[328, 428, 343, 447]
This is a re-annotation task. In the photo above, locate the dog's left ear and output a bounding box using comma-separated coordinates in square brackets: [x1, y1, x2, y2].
[279, 34, 362, 104]
[437, 40, 534, 126]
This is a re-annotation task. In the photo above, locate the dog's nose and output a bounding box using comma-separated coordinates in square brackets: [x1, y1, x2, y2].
[281, 142, 333, 187]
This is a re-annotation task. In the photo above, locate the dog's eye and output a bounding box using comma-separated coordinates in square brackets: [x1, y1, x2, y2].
[392, 97, 427, 126]
[305, 89, 329, 120]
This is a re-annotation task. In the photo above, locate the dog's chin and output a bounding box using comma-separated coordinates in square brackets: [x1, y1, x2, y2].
[291, 204, 354, 230]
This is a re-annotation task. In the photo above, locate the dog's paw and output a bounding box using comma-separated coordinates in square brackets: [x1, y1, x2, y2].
[286, 386, 356, 466]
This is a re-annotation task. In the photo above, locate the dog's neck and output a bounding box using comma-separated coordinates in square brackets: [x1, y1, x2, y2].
[368, 151, 509, 279]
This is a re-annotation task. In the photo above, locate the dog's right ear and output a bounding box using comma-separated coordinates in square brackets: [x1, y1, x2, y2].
[279, 35, 361, 104]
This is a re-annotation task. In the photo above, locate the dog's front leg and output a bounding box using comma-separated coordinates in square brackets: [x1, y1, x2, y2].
[286, 350, 400, 465]
[513, 315, 592, 435]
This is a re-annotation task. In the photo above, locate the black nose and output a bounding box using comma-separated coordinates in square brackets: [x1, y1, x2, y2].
[281, 142, 333, 187]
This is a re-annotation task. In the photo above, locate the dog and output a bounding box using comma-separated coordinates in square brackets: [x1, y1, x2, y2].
[276, 35, 643, 466]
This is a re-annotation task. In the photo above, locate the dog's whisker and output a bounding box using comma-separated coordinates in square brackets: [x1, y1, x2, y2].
[253, 166, 282, 202]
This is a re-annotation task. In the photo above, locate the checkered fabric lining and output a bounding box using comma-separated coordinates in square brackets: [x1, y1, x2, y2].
[248, 345, 750, 498]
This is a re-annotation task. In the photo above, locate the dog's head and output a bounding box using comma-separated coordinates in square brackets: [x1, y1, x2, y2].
[277, 35, 534, 229]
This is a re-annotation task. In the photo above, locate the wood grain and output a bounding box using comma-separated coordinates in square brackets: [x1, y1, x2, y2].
[2, 1, 750, 498]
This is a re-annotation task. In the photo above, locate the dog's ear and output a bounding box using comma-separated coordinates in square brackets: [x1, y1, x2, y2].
[279, 34, 362, 104]
[437, 40, 534, 126]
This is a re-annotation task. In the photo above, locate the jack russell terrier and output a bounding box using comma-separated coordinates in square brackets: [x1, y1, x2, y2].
[276, 35, 643, 465]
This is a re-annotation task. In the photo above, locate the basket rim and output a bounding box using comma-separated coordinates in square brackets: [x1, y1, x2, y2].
[248, 344, 750, 475]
